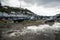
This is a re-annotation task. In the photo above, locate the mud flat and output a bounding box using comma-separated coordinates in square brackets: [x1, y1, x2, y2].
[0, 21, 60, 40]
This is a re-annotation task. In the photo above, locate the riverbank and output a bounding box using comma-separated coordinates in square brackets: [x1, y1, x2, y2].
[0, 20, 45, 28]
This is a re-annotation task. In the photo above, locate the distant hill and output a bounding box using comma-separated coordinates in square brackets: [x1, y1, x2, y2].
[0, 3, 36, 16]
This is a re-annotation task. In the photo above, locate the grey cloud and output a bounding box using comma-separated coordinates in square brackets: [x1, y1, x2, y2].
[0, 0, 9, 5]
[23, 0, 60, 7]
[1, 0, 60, 7]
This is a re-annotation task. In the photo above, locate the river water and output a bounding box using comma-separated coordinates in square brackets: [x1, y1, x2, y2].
[2, 22, 60, 40]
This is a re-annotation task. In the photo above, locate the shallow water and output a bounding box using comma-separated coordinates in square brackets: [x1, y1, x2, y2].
[2, 22, 60, 40]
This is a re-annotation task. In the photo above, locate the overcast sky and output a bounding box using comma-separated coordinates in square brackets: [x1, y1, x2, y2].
[0, 0, 60, 16]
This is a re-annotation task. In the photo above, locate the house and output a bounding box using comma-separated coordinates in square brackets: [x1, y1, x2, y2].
[53, 14, 60, 22]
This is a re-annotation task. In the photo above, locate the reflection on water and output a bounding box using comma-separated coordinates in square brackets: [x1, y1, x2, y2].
[22, 22, 60, 34]
[2, 22, 60, 40]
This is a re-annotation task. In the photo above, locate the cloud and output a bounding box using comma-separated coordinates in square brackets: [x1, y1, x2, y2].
[1, 0, 20, 7]
[26, 5, 60, 16]
[23, 0, 60, 7]
[1, 0, 60, 7]
[0, 0, 60, 16]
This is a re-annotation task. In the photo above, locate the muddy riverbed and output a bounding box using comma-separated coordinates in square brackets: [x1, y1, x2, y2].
[1, 22, 60, 40]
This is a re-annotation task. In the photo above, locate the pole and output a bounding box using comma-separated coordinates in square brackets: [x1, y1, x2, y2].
[19, 0, 21, 8]
[20, 1, 21, 8]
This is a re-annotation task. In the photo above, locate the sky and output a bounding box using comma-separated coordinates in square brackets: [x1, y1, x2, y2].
[0, 0, 60, 16]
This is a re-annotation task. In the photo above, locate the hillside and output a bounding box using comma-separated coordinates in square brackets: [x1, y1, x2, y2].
[0, 3, 36, 16]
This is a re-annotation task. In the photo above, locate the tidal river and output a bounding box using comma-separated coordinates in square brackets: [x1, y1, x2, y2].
[2, 22, 60, 40]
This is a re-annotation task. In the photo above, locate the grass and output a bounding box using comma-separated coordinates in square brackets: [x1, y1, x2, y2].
[0, 22, 6, 27]
[21, 20, 45, 26]
[0, 20, 45, 28]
